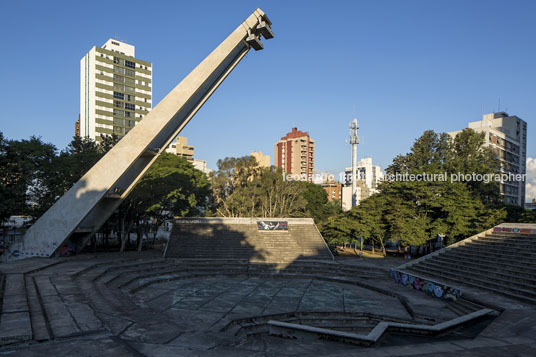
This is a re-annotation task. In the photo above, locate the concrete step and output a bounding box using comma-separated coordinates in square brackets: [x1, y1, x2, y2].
[113, 264, 382, 290]
[25, 277, 51, 341]
[94, 260, 172, 282]
[416, 260, 536, 293]
[432, 254, 536, 278]
[34, 275, 104, 338]
[461, 243, 536, 257]
[407, 265, 536, 302]
[168, 222, 331, 261]
[440, 250, 536, 268]
[448, 247, 536, 265]
[476, 237, 536, 247]
[482, 235, 536, 243]
[0, 274, 32, 345]
[418, 258, 536, 286]
[486, 232, 536, 238]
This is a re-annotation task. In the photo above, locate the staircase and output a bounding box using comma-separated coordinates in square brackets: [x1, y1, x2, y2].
[396, 224, 536, 305]
[165, 218, 333, 262]
[0, 261, 106, 346]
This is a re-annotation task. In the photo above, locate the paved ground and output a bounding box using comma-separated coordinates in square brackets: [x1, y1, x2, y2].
[0, 252, 535, 356]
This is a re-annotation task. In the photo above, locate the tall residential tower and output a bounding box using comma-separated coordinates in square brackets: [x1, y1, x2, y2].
[274, 127, 315, 182]
[80, 39, 152, 141]
[448, 112, 527, 206]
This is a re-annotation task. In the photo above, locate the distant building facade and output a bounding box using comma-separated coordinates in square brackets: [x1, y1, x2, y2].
[341, 158, 383, 211]
[321, 179, 342, 202]
[80, 39, 152, 141]
[165, 136, 194, 162]
[193, 159, 212, 176]
[448, 112, 527, 206]
[341, 181, 370, 211]
[343, 158, 383, 194]
[250, 151, 271, 168]
[274, 127, 315, 182]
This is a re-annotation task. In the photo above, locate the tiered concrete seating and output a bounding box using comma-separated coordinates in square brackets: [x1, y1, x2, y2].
[75, 259, 387, 293]
[0, 260, 108, 346]
[165, 218, 333, 262]
[1, 253, 500, 350]
[398, 225, 536, 305]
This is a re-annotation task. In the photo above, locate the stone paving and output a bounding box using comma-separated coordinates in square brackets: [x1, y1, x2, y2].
[0, 252, 534, 356]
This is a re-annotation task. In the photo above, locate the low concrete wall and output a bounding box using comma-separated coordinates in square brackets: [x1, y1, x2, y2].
[173, 217, 315, 225]
[268, 308, 493, 346]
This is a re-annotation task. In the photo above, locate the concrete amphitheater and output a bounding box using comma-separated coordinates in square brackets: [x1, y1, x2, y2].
[0, 219, 535, 356]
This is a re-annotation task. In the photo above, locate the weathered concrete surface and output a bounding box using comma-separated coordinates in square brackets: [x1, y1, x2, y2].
[1, 253, 535, 356]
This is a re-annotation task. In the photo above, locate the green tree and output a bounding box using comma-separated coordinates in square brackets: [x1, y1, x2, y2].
[220, 167, 307, 217]
[299, 181, 342, 226]
[323, 129, 507, 251]
[116, 153, 211, 251]
[36, 134, 120, 219]
[210, 155, 260, 215]
[0, 134, 57, 222]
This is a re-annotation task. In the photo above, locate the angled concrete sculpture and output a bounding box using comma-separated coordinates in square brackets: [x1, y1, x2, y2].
[7, 8, 273, 260]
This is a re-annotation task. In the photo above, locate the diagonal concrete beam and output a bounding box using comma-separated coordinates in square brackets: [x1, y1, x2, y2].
[7, 8, 273, 261]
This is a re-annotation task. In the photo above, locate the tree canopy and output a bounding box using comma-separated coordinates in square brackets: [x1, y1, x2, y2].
[209, 155, 340, 220]
[322, 129, 514, 250]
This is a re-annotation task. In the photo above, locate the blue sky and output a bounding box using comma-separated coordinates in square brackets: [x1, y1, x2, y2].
[0, 0, 534, 189]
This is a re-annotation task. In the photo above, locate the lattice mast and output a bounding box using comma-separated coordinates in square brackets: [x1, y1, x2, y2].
[349, 118, 359, 207]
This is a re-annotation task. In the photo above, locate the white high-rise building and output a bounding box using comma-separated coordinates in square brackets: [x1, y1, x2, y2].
[80, 39, 152, 141]
[449, 112, 527, 206]
[341, 158, 383, 211]
[344, 158, 383, 193]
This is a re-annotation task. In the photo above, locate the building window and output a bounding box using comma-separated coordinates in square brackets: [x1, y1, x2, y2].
[113, 92, 124, 100]
[113, 74, 125, 83]
[113, 126, 125, 135]
[113, 66, 125, 75]
[114, 101, 124, 108]
[114, 83, 125, 91]
[125, 86, 135, 93]
[125, 103, 135, 110]
[113, 109, 125, 117]
[113, 118, 124, 126]
[113, 57, 125, 66]
[125, 69, 135, 77]
[125, 60, 135, 68]
[127, 94, 134, 102]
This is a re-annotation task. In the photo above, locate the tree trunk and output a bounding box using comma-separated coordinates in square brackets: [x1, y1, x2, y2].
[136, 219, 143, 252]
[120, 218, 135, 252]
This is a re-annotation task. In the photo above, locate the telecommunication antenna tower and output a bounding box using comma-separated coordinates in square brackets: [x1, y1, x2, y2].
[349, 118, 359, 207]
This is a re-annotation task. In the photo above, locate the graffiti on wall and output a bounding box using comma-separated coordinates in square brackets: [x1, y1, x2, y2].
[55, 240, 77, 257]
[389, 269, 462, 301]
[493, 227, 536, 234]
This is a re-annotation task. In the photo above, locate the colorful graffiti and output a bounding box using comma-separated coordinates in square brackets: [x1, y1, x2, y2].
[389, 269, 462, 301]
[493, 226, 536, 235]
[55, 240, 77, 257]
